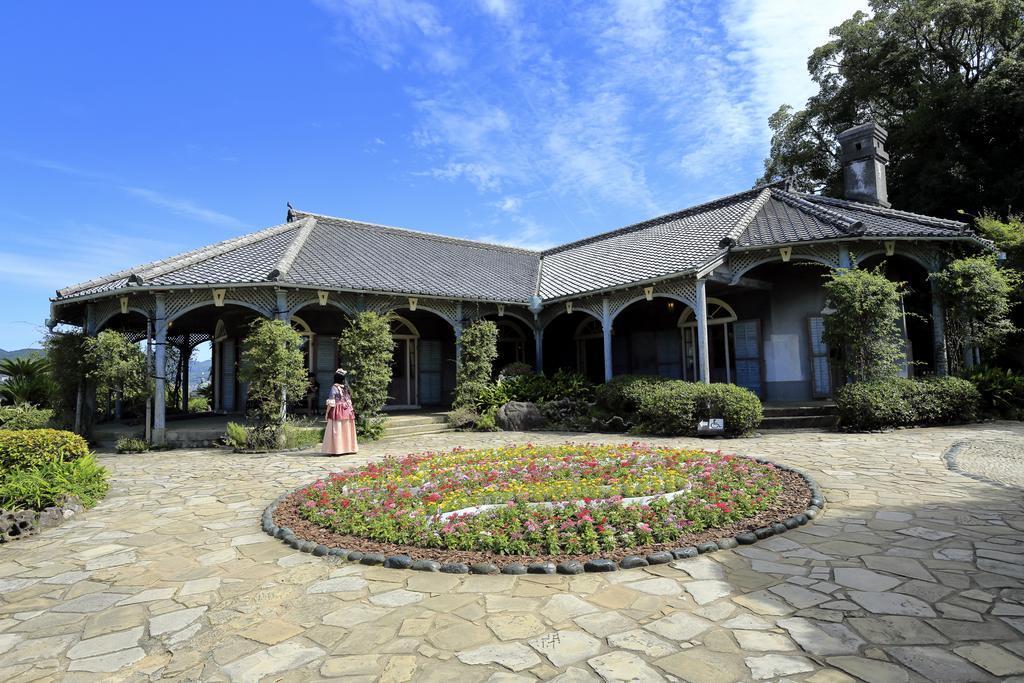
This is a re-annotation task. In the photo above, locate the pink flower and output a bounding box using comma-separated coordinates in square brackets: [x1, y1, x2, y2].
[304, 500, 316, 508]
[637, 522, 651, 532]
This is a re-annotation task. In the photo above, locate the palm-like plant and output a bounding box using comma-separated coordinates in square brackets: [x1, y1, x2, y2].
[0, 356, 52, 406]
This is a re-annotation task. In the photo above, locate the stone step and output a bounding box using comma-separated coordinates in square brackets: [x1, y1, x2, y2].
[383, 413, 449, 427]
[382, 421, 453, 437]
[759, 414, 839, 430]
[762, 404, 838, 418]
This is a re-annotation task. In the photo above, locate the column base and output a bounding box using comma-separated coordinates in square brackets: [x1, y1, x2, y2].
[152, 428, 167, 447]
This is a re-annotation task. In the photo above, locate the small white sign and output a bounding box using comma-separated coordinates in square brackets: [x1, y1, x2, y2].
[698, 418, 725, 435]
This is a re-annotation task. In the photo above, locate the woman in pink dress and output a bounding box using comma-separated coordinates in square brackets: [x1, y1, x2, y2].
[322, 369, 358, 455]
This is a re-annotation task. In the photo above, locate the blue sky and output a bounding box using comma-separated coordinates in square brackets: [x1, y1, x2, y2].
[0, 0, 866, 351]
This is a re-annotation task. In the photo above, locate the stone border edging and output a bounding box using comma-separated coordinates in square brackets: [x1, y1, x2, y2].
[259, 456, 826, 574]
[942, 440, 1020, 490]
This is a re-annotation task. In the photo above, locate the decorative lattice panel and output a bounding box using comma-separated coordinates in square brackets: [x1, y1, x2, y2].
[166, 289, 215, 321]
[285, 289, 358, 317]
[91, 292, 156, 332]
[225, 287, 277, 318]
[727, 244, 841, 282]
[852, 242, 944, 272]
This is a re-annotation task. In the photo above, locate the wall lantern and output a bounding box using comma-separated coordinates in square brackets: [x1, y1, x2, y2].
[119, 296, 129, 315]
[644, 286, 654, 301]
[884, 240, 896, 256]
[212, 289, 226, 307]
[779, 247, 792, 262]
[565, 301, 574, 314]
[317, 290, 329, 306]
[408, 297, 418, 311]
[497, 304, 505, 317]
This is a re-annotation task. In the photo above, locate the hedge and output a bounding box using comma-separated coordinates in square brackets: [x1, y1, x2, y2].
[0, 404, 53, 431]
[594, 375, 762, 437]
[834, 377, 981, 431]
[0, 429, 90, 474]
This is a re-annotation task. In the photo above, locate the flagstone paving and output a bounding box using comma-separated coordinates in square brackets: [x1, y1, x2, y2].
[1, 423, 1023, 682]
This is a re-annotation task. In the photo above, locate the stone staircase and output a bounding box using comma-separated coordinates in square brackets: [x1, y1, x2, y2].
[381, 411, 452, 440]
[759, 402, 839, 431]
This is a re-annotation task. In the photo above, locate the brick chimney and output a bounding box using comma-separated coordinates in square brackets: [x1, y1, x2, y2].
[837, 122, 890, 207]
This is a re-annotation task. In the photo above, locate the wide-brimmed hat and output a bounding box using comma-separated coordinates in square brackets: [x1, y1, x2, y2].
[335, 367, 348, 376]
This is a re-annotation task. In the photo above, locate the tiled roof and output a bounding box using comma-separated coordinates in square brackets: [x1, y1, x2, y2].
[537, 187, 769, 299]
[54, 186, 987, 304]
[282, 211, 540, 302]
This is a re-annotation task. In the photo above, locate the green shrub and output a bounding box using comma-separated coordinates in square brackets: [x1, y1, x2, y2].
[225, 421, 249, 450]
[631, 381, 762, 437]
[454, 320, 499, 409]
[447, 406, 481, 430]
[0, 453, 109, 510]
[502, 369, 595, 404]
[595, 375, 669, 415]
[967, 367, 1024, 419]
[116, 436, 149, 453]
[239, 319, 309, 448]
[283, 424, 324, 449]
[835, 377, 981, 431]
[0, 429, 90, 474]
[338, 312, 395, 440]
[0, 404, 53, 431]
[188, 396, 210, 413]
[498, 361, 534, 378]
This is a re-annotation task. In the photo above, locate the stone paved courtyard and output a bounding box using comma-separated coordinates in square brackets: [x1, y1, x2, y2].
[1, 424, 1023, 682]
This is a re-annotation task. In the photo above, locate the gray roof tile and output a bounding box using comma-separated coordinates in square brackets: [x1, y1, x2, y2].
[54, 186, 987, 305]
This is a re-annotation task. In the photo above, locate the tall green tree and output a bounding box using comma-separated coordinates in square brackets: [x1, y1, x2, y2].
[453, 320, 499, 410]
[759, 0, 1024, 218]
[337, 312, 394, 439]
[84, 330, 149, 419]
[932, 255, 1019, 371]
[823, 268, 907, 382]
[239, 319, 309, 449]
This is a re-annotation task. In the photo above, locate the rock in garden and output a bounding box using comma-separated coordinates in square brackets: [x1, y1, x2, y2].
[527, 562, 556, 574]
[411, 559, 441, 572]
[346, 551, 364, 562]
[501, 563, 527, 575]
[311, 544, 329, 557]
[384, 555, 413, 569]
[697, 541, 719, 553]
[470, 562, 499, 574]
[495, 401, 545, 431]
[441, 562, 469, 574]
[557, 561, 584, 575]
[736, 532, 758, 545]
[360, 553, 386, 565]
[754, 527, 774, 539]
[672, 547, 699, 559]
[619, 555, 648, 569]
[584, 559, 617, 572]
[717, 537, 739, 549]
[646, 551, 673, 565]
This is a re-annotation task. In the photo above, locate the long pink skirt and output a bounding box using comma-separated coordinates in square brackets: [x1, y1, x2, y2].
[322, 418, 358, 455]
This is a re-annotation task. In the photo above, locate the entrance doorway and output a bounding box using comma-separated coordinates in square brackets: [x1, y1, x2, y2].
[388, 317, 419, 408]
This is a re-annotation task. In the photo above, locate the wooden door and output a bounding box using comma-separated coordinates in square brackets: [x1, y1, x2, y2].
[732, 319, 764, 397]
[807, 316, 832, 398]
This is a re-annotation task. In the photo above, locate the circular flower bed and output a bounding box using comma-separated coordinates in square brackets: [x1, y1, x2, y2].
[272, 443, 818, 567]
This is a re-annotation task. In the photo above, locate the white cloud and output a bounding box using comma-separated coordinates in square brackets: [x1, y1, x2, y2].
[120, 187, 241, 227]
[495, 196, 521, 212]
[312, 0, 461, 72]
[478, 0, 514, 21]
[723, 0, 870, 130]
[14, 155, 243, 228]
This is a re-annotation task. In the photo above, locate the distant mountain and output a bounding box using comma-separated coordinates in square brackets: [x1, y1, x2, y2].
[0, 348, 43, 361]
[189, 359, 211, 390]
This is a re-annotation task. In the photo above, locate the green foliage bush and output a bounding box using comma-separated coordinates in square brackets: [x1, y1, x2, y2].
[834, 377, 981, 431]
[630, 381, 763, 437]
[595, 375, 669, 415]
[446, 406, 480, 430]
[498, 361, 534, 378]
[338, 312, 395, 440]
[454, 320, 499, 410]
[0, 429, 90, 475]
[967, 367, 1024, 419]
[503, 369, 594, 404]
[44, 331, 91, 431]
[224, 421, 249, 450]
[188, 396, 210, 413]
[0, 454, 109, 510]
[0, 356, 52, 407]
[0, 404, 53, 430]
[87, 330, 149, 419]
[239, 319, 309, 449]
[823, 268, 906, 382]
[283, 424, 324, 449]
[116, 436, 149, 453]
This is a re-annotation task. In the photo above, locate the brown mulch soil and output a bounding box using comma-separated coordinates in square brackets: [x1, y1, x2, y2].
[272, 469, 812, 566]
